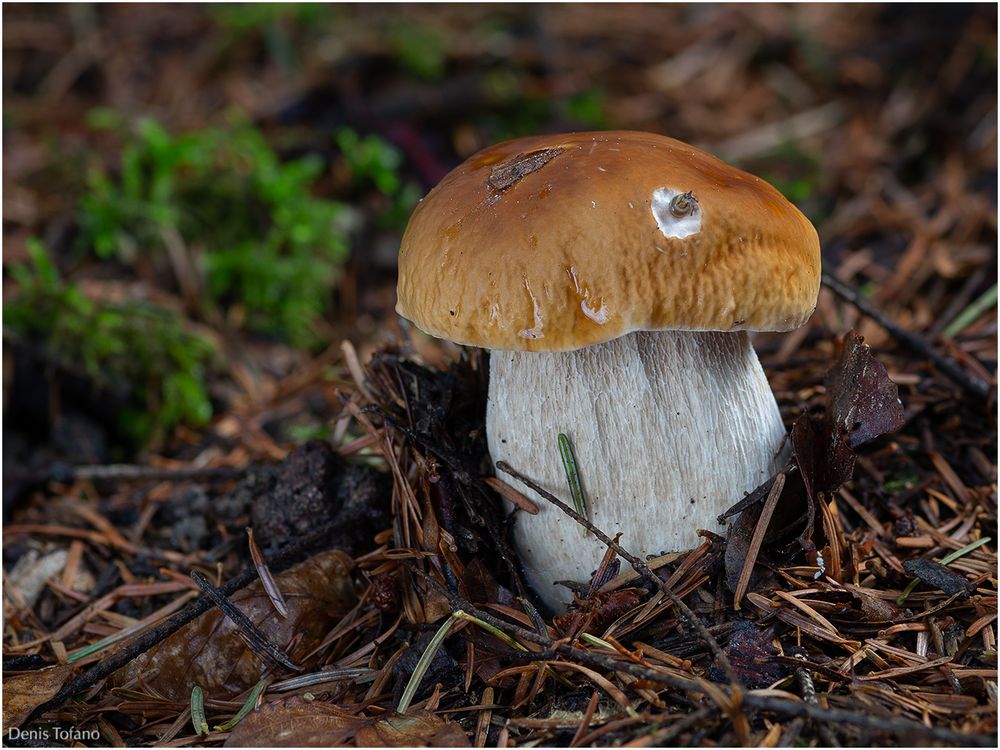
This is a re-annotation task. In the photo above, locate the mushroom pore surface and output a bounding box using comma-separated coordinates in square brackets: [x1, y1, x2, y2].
[487, 329, 786, 610]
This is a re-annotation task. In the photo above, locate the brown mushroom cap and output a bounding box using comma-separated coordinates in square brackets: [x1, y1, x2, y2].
[396, 131, 820, 352]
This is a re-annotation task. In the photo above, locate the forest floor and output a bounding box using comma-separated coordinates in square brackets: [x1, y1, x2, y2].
[2, 5, 996, 747]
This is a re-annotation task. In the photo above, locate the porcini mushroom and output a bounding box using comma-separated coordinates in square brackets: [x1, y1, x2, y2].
[396, 131, 820, 609]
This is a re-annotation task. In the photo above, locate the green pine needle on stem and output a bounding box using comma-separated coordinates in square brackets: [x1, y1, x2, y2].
[214, 679, 269, 732]
[66, 631, 128, 664]
[190, 686, 209, 736]
[454, 610, 529, 652]
[558, 432, 590, 536]
[397, 612, 459, 713]
[578, 632, 618, 650]
[397, 609, 533, 714]
[896, 536, 991, 605]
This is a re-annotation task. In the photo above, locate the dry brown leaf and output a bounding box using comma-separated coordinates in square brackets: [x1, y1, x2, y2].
[222, 698, 468, 748]
[115, 550, 355, 700]
[354, 710, 470, 747]
[2, 664, 73, 728]
[224, 696, 364, 747]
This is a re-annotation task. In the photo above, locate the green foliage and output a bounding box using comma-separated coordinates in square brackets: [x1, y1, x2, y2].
[387, 20, 447, 80]
[884, 471, 919, 494]
[335, 127, 404, 195]
[4, 240, 217, 446]
[335, 127, 420, 231]
[744, 140, 822, 205]
[211, 2, 325, 32]
[78, 117, 349, 349]
[565, 88, 609, 129]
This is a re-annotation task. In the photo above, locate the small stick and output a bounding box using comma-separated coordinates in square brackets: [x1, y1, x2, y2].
[496, 460, 742, 689]
[409, 563, 992, 747]
[821, 272, 991, 399]
[733, 472, 786, 609]
[190, 571, 301, 671]
[247, 528, 288, 618]
[793, 650, 840, 747]
[30, 520, 339, 720]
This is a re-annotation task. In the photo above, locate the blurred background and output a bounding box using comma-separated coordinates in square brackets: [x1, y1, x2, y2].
[3, 3, 996, 469]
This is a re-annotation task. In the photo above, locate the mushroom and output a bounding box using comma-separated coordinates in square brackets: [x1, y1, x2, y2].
[396, 131, 820, 609]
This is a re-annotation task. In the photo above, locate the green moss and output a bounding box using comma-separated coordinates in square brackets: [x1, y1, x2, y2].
[5, 240, 218, 446]
[78, 117, 350, 349]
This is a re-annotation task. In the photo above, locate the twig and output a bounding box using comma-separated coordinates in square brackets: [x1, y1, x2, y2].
[410, 563, 991, 747]
[821, 272, 991, 399]
[29, 519, 339, 720]
[733, 472, 786, 609]
[189, 571, 301, 671]
[495, 460, 742, 688]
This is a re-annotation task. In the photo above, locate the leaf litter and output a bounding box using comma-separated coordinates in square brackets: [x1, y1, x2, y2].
[5, 328, 994, 745]
[3, 5, 996, 747]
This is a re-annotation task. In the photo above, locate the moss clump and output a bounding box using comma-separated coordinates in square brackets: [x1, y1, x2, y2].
[5, 240, 217, 446]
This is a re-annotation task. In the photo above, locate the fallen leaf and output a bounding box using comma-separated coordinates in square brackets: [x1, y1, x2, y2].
[222, 699, 469, 748]
[724, 501, 763, 593]
[827, 331, 906, 450]
[843, 584, 905, 622]
[792, 331, 905, 556]
[795, 331, 905, 499]
[2, 664, 73, 728]
[115, 550, 355, 700]
[355, 710, 470, 747]
[707, 620, 785, 689]
[224, 696, 363, 747]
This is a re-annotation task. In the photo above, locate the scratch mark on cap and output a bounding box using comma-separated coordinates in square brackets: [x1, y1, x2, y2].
[488, 148, 565, 192]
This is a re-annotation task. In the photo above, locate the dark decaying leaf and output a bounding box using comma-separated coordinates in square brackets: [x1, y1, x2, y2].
[790, 331, 905, 557]
[843, 583, 906, 622]
[724, 501, 764, 594]
[1, 664, 73, 729]
[115, 550, 355, 700]
[706, 620, 785, 689]
[794, 330, 906, 499]
[903, 559, 976, 597]
[391, 628, 462, 707]
[827, 331, 907, 450]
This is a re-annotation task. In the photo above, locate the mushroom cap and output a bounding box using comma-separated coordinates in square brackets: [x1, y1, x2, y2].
[396, 130, 821, 352]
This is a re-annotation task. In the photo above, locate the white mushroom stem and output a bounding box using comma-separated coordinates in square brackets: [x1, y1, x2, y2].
[487, 329, 787, 610]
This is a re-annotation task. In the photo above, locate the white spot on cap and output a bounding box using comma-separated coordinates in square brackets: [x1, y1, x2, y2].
[567, 267, 608, 325]
[651, 187, 702, 240]
[518, 279, 544, 339]
[581, 298, 608, 324]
